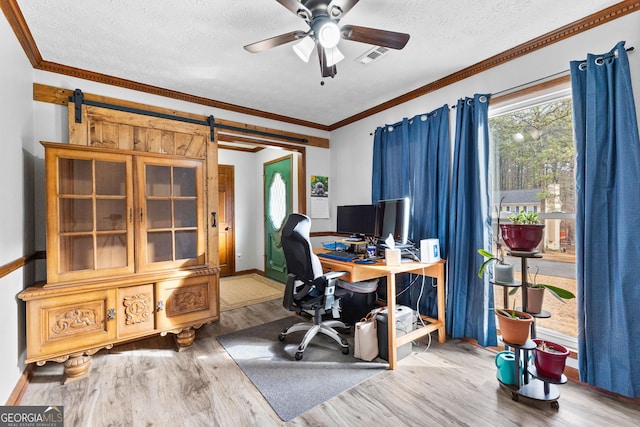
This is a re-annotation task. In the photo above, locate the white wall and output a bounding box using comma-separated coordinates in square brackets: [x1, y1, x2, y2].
[218, 143, 329, 272]
[329, 13, 640, 217]
[217, 147, 297, 272]
[0, 13, 35, 403]
[218, 149, 260, 272]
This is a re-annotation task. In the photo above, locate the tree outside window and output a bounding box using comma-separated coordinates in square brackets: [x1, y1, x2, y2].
[490, 94, 577, 345]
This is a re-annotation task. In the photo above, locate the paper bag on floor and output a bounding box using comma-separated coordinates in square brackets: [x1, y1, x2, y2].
[354, 311, 379, 361]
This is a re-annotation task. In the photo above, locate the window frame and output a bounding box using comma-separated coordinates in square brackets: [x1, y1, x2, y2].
[489, 76, 578, 352]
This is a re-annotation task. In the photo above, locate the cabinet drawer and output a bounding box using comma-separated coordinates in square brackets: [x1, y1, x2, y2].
[25, 290, 117, 362]
[155, 274, 218, 330]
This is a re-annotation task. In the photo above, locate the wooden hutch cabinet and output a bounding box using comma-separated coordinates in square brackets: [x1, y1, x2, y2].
[19, 140, 219, 382]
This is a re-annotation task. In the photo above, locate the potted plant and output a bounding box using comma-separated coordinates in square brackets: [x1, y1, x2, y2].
[510, 266, 576, 314]
[500, 211, 545, 252]
[478, 197, 514, 283]
[494, 302, 534, 345]
[477, 247, 514, 283]
[533, 339, 570, 380]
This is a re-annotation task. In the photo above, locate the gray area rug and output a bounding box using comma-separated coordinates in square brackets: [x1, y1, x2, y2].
[217, 316, 387, 421]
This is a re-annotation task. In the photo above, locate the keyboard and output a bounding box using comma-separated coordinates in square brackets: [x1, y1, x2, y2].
[317, 250, 361, 261]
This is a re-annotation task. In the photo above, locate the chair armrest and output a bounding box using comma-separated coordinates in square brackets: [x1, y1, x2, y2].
[323, 271, 348, 281]
[322, 271, 347, 310]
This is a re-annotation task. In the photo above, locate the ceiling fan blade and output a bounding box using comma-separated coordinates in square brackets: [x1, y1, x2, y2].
[327, 0, 360, 19]
[341, 25, 410, 50]
[276, 0, 312, 20]
[244, 30, 307, 53]
[317, 46, 337, 78]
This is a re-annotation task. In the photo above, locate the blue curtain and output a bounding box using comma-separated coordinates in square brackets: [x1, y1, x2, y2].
[446, 94, 497, 347]
[570, 41, 640, 398]
[371, 105, 450, 316]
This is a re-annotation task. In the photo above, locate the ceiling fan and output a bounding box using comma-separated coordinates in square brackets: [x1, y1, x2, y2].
[243, 0, 410, 79]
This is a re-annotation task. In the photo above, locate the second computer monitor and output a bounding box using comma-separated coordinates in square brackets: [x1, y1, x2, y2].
[375, 197, 410, 246]
[336, 204, 377, 238]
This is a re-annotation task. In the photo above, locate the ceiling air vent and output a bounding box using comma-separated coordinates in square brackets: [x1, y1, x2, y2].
[356, 46, 390, 64]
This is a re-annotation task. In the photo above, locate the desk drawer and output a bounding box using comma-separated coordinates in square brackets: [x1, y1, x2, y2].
[320, 260, 385, 283]
[321, 261, 355, 282]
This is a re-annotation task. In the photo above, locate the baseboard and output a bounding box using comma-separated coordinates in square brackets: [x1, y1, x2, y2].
[232, 269, 264, 277]
[5, 364, 35, 405]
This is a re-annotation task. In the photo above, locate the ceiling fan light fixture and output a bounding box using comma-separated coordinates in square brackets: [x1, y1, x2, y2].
[329, 5, 343, 19]
[317, 21, 341, 49]
[325, 46, 344, 67]
[293, 35, 315, 62]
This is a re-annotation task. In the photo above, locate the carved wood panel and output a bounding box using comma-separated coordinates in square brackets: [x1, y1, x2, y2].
[117, 284, 155, 339]
[27, 290, 116, 360]
[166, 283, 209, 317]
[156, 275, 218, 329]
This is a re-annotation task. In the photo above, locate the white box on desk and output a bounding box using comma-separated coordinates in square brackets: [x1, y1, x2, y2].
[385, 249, 401, 266]
[420, 238, 441, 263]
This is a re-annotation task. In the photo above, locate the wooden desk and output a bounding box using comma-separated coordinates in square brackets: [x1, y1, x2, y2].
[316, 252, 446, 369]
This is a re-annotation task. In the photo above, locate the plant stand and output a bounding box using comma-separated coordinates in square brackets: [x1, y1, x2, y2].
[491, 280, 521, 310]
[494, 250, 566, 409]
[499, 337, 565, 409]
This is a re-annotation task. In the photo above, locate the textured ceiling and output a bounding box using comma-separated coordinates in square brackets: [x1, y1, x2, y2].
[17, 0, 621, 127]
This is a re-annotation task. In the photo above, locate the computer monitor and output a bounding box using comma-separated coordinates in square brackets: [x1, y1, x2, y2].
[375, 197, 410, 246]
[336, 204, 377, 238]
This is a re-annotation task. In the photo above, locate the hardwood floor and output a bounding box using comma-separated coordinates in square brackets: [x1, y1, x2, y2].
[19, 299, 640, 426]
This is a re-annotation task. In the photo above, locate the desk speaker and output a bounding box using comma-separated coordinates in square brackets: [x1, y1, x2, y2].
[420, 239, 440, 263]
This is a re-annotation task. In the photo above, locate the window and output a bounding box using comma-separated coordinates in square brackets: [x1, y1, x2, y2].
[489, 83, 577, 349]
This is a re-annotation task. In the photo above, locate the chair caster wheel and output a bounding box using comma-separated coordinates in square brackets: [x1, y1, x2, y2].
[342, 346, 349, 355]
[295, 351, 304, 360]
[278, 333, 285, 341]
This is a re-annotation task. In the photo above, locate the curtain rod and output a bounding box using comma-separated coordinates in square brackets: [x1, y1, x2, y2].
[373, 45, 635, 131]
[491, 46, 634, 98]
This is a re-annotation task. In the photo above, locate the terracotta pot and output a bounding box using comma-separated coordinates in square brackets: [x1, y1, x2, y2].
[500, 223, 545, 252]
[496, 310, 533, 345]
[533, 339, 570, 380]
[526, 286, 545, 314]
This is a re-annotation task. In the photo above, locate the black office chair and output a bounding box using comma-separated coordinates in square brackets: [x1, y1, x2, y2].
[278, 213, 350, 360]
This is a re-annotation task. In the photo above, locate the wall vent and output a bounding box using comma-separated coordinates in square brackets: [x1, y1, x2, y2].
[356, 46, 390, 64]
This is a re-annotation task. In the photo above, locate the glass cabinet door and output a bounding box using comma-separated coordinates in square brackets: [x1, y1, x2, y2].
[46, 147, 135, 284]
[137, 157, 205, 272]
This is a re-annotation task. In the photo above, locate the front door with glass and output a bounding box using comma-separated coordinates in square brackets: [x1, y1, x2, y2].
[264, 156, 292, 283]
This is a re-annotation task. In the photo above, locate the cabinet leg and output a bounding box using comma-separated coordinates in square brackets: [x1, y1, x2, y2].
[63, 353, 92, 384]
[174, 327, 196, 349]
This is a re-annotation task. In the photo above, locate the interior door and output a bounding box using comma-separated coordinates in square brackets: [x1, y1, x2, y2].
[264, 156, 292, 283]
[218, 165, 235, 277]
